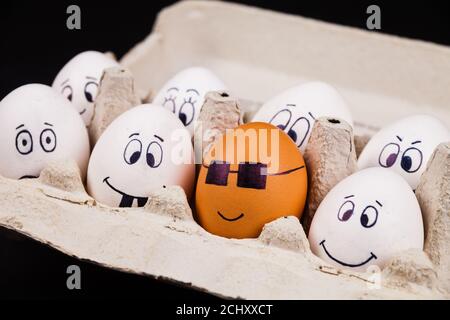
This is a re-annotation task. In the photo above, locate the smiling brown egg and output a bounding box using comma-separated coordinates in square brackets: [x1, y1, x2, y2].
[195, 122, 308, 239]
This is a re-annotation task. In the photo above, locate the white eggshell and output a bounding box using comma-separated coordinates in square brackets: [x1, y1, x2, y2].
[252, 81, 353, 153]
[52, 51, 119, 125]
[153, 67, 227, 135]
[358, 115, 449, 190]
[309, 167, 424, 272]
[87, 104, 195, 208]
[0, 84, 90, 179]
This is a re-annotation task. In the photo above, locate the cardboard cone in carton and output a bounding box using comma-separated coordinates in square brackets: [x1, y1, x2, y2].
[303, 117, 358, 233]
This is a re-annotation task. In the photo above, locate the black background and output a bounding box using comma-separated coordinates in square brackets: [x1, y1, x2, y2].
[0, 0, 449, 300]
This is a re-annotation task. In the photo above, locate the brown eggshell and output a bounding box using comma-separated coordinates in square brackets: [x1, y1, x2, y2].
[196, 122, 308, 239]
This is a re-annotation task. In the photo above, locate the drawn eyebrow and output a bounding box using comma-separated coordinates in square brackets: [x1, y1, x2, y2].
[44, 122, 53, 127]
[375, 200, 383, 207]
[411, 140, 422, 145]
[86, 76, 97, 81]
[167, 87, 179, 92]
[60, 79, 70, 87]
[344, 195, 355, 199]
[154, 134, 164, 142]
[396, 135, 403, 142]
[308, 112, 316, 120]
[16, 124, 25, 130]
[186, 88, 200, 95]
[129, 133, 139, 138]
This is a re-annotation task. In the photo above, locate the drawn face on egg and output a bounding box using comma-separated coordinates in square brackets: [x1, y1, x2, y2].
[263, 105, 316, 151]
[252, 81, 353, 153]
[87, 105, 195, 208]
[52, 51, 119, 125]
[0, 84, 90, 180]
[196, 122, 308, 239]
[358, 115, 449, 190]
[153, 67, 226, 135]
[309, 168, 424, 272]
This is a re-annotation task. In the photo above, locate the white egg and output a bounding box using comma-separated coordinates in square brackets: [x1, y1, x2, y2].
[52, 51, 119, 126]
[0, 84, 90, 180]
[309, 167, 424, 272]
[153, 67, 227, 135]
[252, 81, 353, 153]
[358, 115, 449, 190]
[87, 104, 195, 208]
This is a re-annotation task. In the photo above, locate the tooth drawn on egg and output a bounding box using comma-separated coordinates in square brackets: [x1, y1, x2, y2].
[358, 114, 449, 190]
[87, 104, 195, 208]
[52, 51, 120, 126]
[0, 84, 90, 180]
[308, 167, 424, 272]
[251, 81, 353, 153]
[152, 67, 227, 135]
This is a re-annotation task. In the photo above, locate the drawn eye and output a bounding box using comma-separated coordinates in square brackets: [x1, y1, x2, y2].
[287, 117, 310, 147]
[146, 141, 163, 168]
[338, 200, 355, 222]
[378, 143, 400, 168]
[360, 206, 378, 228]
[123, 139, 142, 165]
[205, 161, 230, 186]
[401, 147, 423, 173]
[179, 98, 196, 126]
[237, 162, 268, 190]
[163, 97, 176, 113]
[269, 109, 292, 131]
[61, 85, 73, 102]
[84, 81, 98, 103]
[162, 89, 178, 113]
[40, 129, 57, 153]
[15, 130, 33, 155]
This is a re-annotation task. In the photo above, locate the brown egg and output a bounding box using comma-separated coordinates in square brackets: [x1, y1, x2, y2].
[196, 122, 308, 239]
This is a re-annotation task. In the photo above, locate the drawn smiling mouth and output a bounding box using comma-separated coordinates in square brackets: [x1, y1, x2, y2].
[103, 176, 148, 208]
[79, 108, 87, 115]
[320, 240, 377, 268]
[217, 211, 244, 222]
[19, 175, 38, 180]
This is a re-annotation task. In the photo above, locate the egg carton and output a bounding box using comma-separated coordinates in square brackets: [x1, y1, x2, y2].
[1, 0, 449, 299]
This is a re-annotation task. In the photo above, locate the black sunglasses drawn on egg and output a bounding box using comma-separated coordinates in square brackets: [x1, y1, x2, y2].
[203, 161, 305, 190]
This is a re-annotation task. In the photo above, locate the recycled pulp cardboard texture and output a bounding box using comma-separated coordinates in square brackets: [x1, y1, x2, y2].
[121, 0, 450, 135]
[0, 164, 442, 299]
[0, 0, 448, 299]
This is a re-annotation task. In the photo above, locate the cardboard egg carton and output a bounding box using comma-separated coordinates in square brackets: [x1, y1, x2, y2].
[0, 0, 449, 299]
